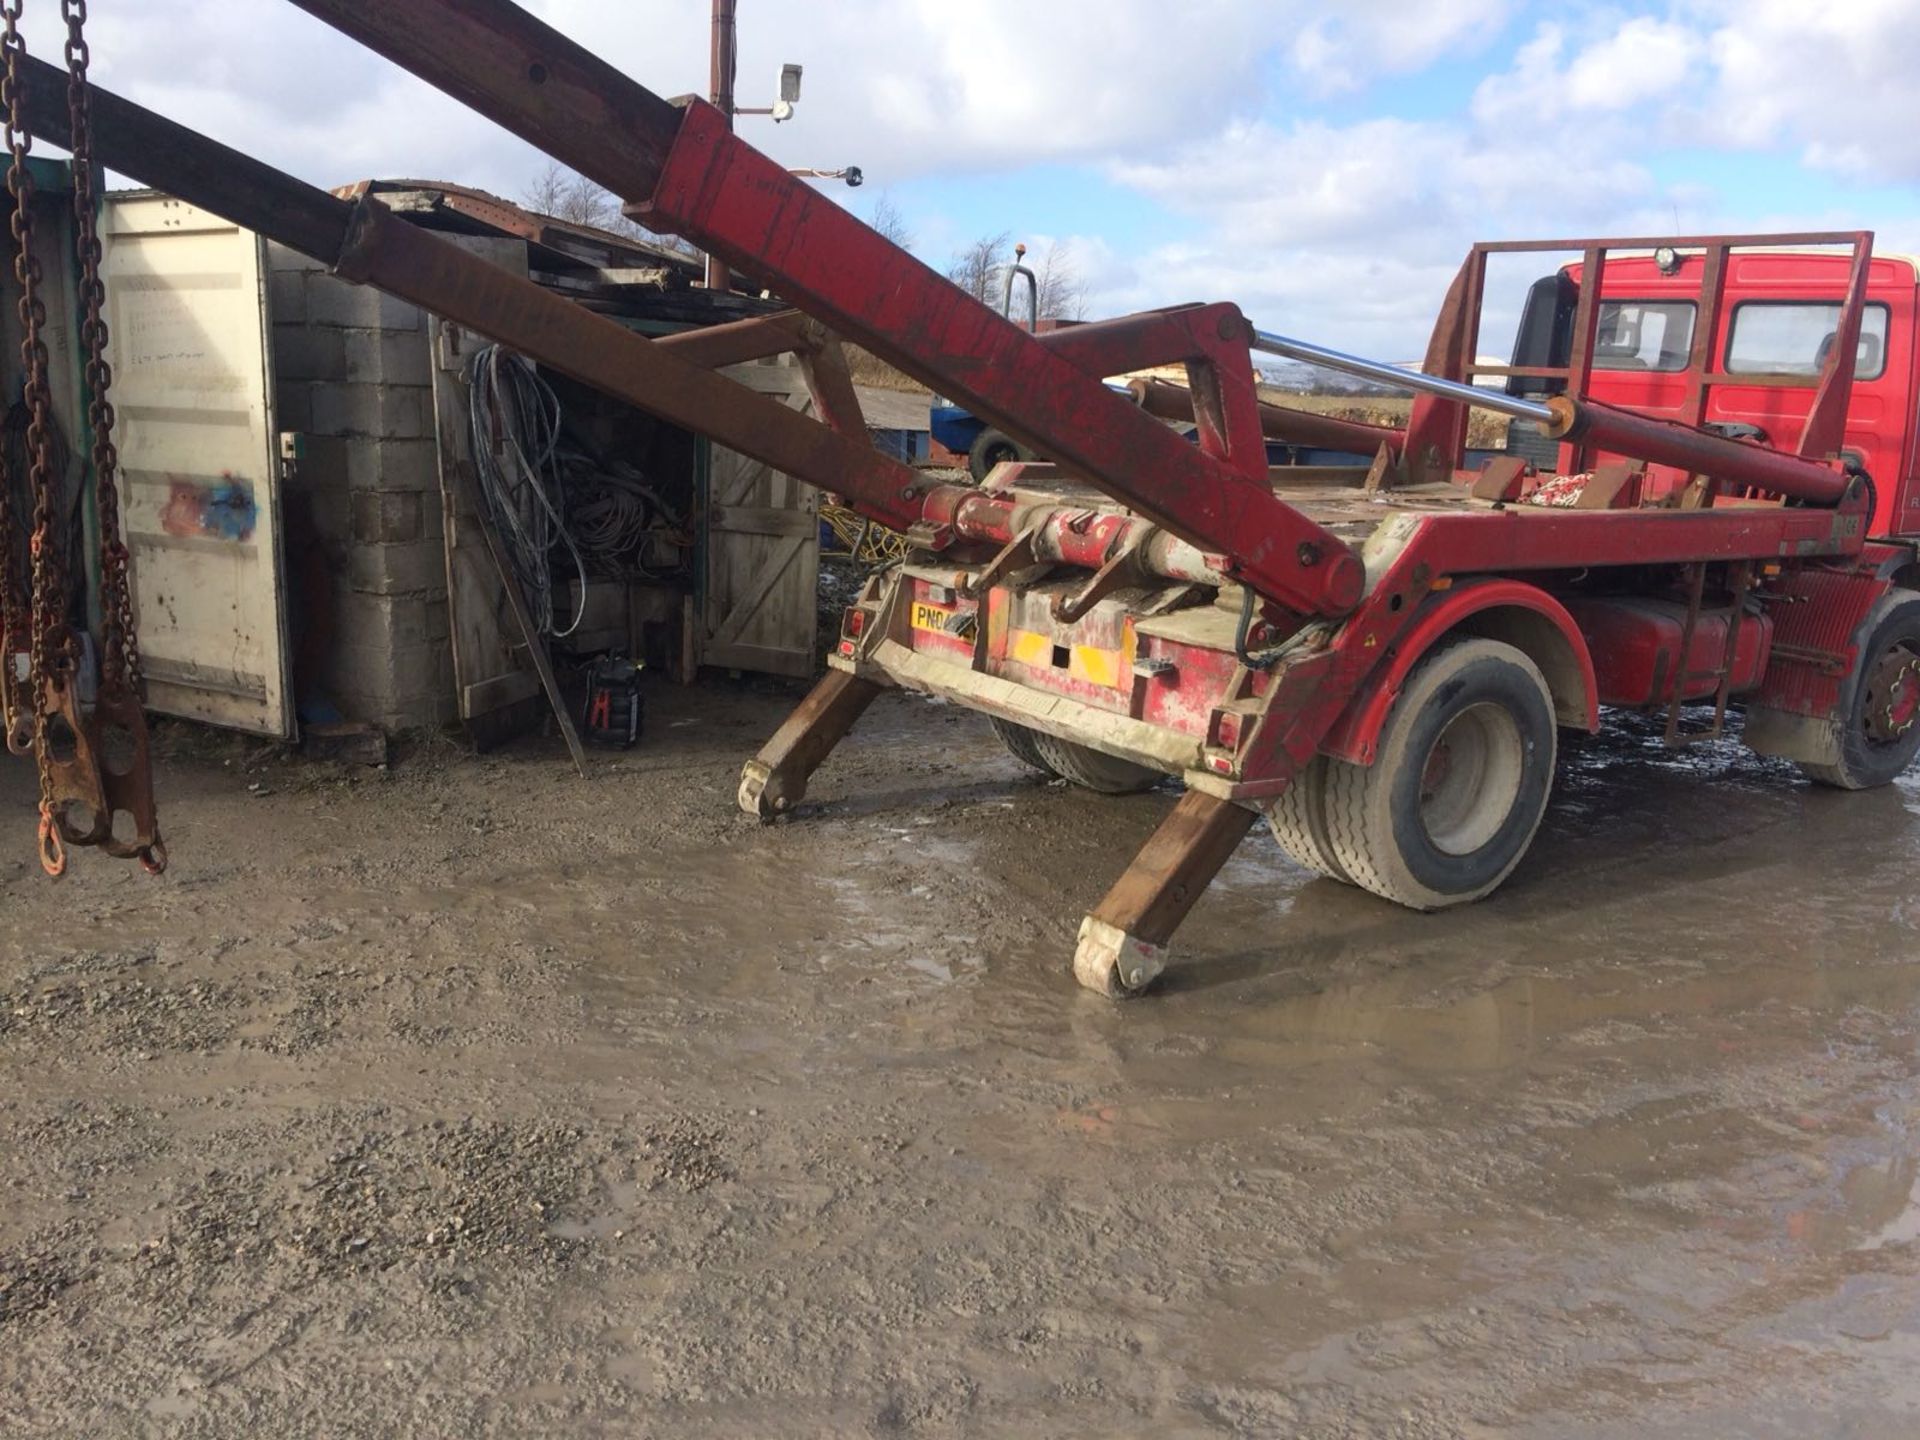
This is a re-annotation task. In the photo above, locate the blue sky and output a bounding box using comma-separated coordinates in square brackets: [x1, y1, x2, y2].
[92, 1, 1920, 360]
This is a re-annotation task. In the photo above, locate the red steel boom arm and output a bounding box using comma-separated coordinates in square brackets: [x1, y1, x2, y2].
[283, 0, 1366, 618]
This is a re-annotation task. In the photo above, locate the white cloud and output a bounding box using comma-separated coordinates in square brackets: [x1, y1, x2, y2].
[1699, 0, 1920, 182]
[87, 1, 1285, 196]
[1470, 14, 1704, 135]
[1564, 16, 1701, 109]
[1289, 0, 1513, 97]
[1103, 106, 1666, 352]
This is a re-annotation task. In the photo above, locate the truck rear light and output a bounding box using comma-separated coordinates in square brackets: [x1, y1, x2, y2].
[1207, 754, 1234, 775]
[837, 640, 856, 657]
[1213, 712, 1241, 748]
[844, 607, 866, 637]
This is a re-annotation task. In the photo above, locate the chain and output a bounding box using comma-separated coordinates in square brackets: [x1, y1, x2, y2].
[63, 0, 134, 688]
[4, 0, 73, 859]
[0, 0, 27, 746]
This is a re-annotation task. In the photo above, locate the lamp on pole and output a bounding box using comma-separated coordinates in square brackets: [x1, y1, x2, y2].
[702, 4, 858, 290]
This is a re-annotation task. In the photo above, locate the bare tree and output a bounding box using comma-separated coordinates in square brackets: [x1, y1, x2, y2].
[524, 159, 612, 227]
[1033, 240, 1086, 322]
[522, 160, 701, 261]
[946, 231, 1010, 305]
[946, 231, 1088, 321]
[866, 192, 913, 253]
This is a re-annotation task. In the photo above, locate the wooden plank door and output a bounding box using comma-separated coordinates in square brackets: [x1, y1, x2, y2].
[701, 360, 820, 677]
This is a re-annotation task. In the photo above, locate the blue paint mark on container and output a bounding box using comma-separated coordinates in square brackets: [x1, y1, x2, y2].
[160, 474, 258, 543]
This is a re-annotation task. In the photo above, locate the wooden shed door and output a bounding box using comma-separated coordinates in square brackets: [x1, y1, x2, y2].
[701, 361, 819, 677]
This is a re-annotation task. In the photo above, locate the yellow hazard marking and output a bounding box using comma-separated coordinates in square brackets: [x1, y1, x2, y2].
[1007, 627, 1123, 688]
[1011, 629, 1054, 666]
[911, 601, 955, 632]
[1071, 645, 1121, 688]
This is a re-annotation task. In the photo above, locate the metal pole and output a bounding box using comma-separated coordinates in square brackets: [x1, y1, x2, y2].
[1250, 329, 1554, 425]
[703, 0, 735, 292]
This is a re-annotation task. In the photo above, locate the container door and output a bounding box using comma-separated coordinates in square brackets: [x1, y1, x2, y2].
[101, 193, 293, 737]
[701, 360, 820, 677]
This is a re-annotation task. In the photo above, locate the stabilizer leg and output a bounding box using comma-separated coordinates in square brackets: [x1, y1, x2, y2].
[1074, 789, 1258, 996]
[738, 670, 883, 819]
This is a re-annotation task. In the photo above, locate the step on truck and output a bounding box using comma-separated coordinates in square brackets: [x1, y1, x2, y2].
[20, 0, 1920, 996]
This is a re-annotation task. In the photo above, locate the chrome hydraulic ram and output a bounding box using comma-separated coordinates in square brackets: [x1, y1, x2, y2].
[1250, 328, 1850, 504]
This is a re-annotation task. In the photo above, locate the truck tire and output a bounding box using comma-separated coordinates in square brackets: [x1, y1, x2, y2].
[1267, 755, 1353, 882]
[988, 716, 1054, 774]
[967, 427, 1029, 482]
[1322, 638, 1556, 910]
[1029, 731, 1163, 794]
[1800, 592, 1920, 790]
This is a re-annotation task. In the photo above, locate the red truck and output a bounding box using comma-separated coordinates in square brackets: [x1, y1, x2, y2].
[22, 3, 1920, 1000]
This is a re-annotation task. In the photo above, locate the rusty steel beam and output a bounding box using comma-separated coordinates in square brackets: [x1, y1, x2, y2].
[14, 63, 929, 535]
[284, 0, 1366, 620]
[653, 309, 810, 368]
[17, 54, 354, 264]
[1799, 236, 1873, 460]
[1473, 230, 1871, 253]
[1129, 377, 1403, 459]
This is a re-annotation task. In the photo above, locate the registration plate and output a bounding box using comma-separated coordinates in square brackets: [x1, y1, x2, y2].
[910, 601, 955, 632]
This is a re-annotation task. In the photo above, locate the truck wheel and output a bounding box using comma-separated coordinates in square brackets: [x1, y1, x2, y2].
[1800, 593, 1920, 790]
[1029, 731, 1163, 794]
[1322, 638, 1556, 910]
[1267, 755, 1353, 883]
[967, 428, 1029, 482]
[988, 716, 1054, 774]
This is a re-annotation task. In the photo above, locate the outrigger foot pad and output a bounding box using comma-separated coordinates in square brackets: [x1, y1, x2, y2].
[737, 759, 786, 819]
[1073, 916, 1166, 997]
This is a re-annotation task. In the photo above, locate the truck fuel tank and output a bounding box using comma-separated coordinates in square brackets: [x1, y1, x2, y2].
[1563, 595, 1774, 708]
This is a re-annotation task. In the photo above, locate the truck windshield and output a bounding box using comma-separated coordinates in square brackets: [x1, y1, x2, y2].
[1725, 301, 1889, 380]
[1591, 300, 1695, 372]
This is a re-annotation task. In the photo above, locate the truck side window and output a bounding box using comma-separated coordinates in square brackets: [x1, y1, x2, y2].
[1726, 302, 1889, 380]
[1591, 301, 1695, 371]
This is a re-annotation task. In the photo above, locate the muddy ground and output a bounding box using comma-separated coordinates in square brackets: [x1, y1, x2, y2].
[1, 681, 1917, 1437]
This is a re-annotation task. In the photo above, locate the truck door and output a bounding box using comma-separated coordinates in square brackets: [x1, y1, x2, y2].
[102, 193, 294, 738]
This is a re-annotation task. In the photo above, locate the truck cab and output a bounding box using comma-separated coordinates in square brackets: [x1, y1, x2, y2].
[1509, 248, 1920, 536]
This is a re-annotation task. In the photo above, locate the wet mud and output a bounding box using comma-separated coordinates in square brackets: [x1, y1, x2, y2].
[2, 686, 1918, 1436]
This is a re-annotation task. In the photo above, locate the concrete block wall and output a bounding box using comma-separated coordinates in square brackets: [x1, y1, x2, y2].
[269, 244, 454, 732]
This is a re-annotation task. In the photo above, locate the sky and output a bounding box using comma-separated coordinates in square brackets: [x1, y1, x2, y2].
[83, 0, 1920, 362]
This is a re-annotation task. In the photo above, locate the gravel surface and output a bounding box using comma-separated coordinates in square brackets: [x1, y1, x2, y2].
[2, 683, 1917, 1437]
